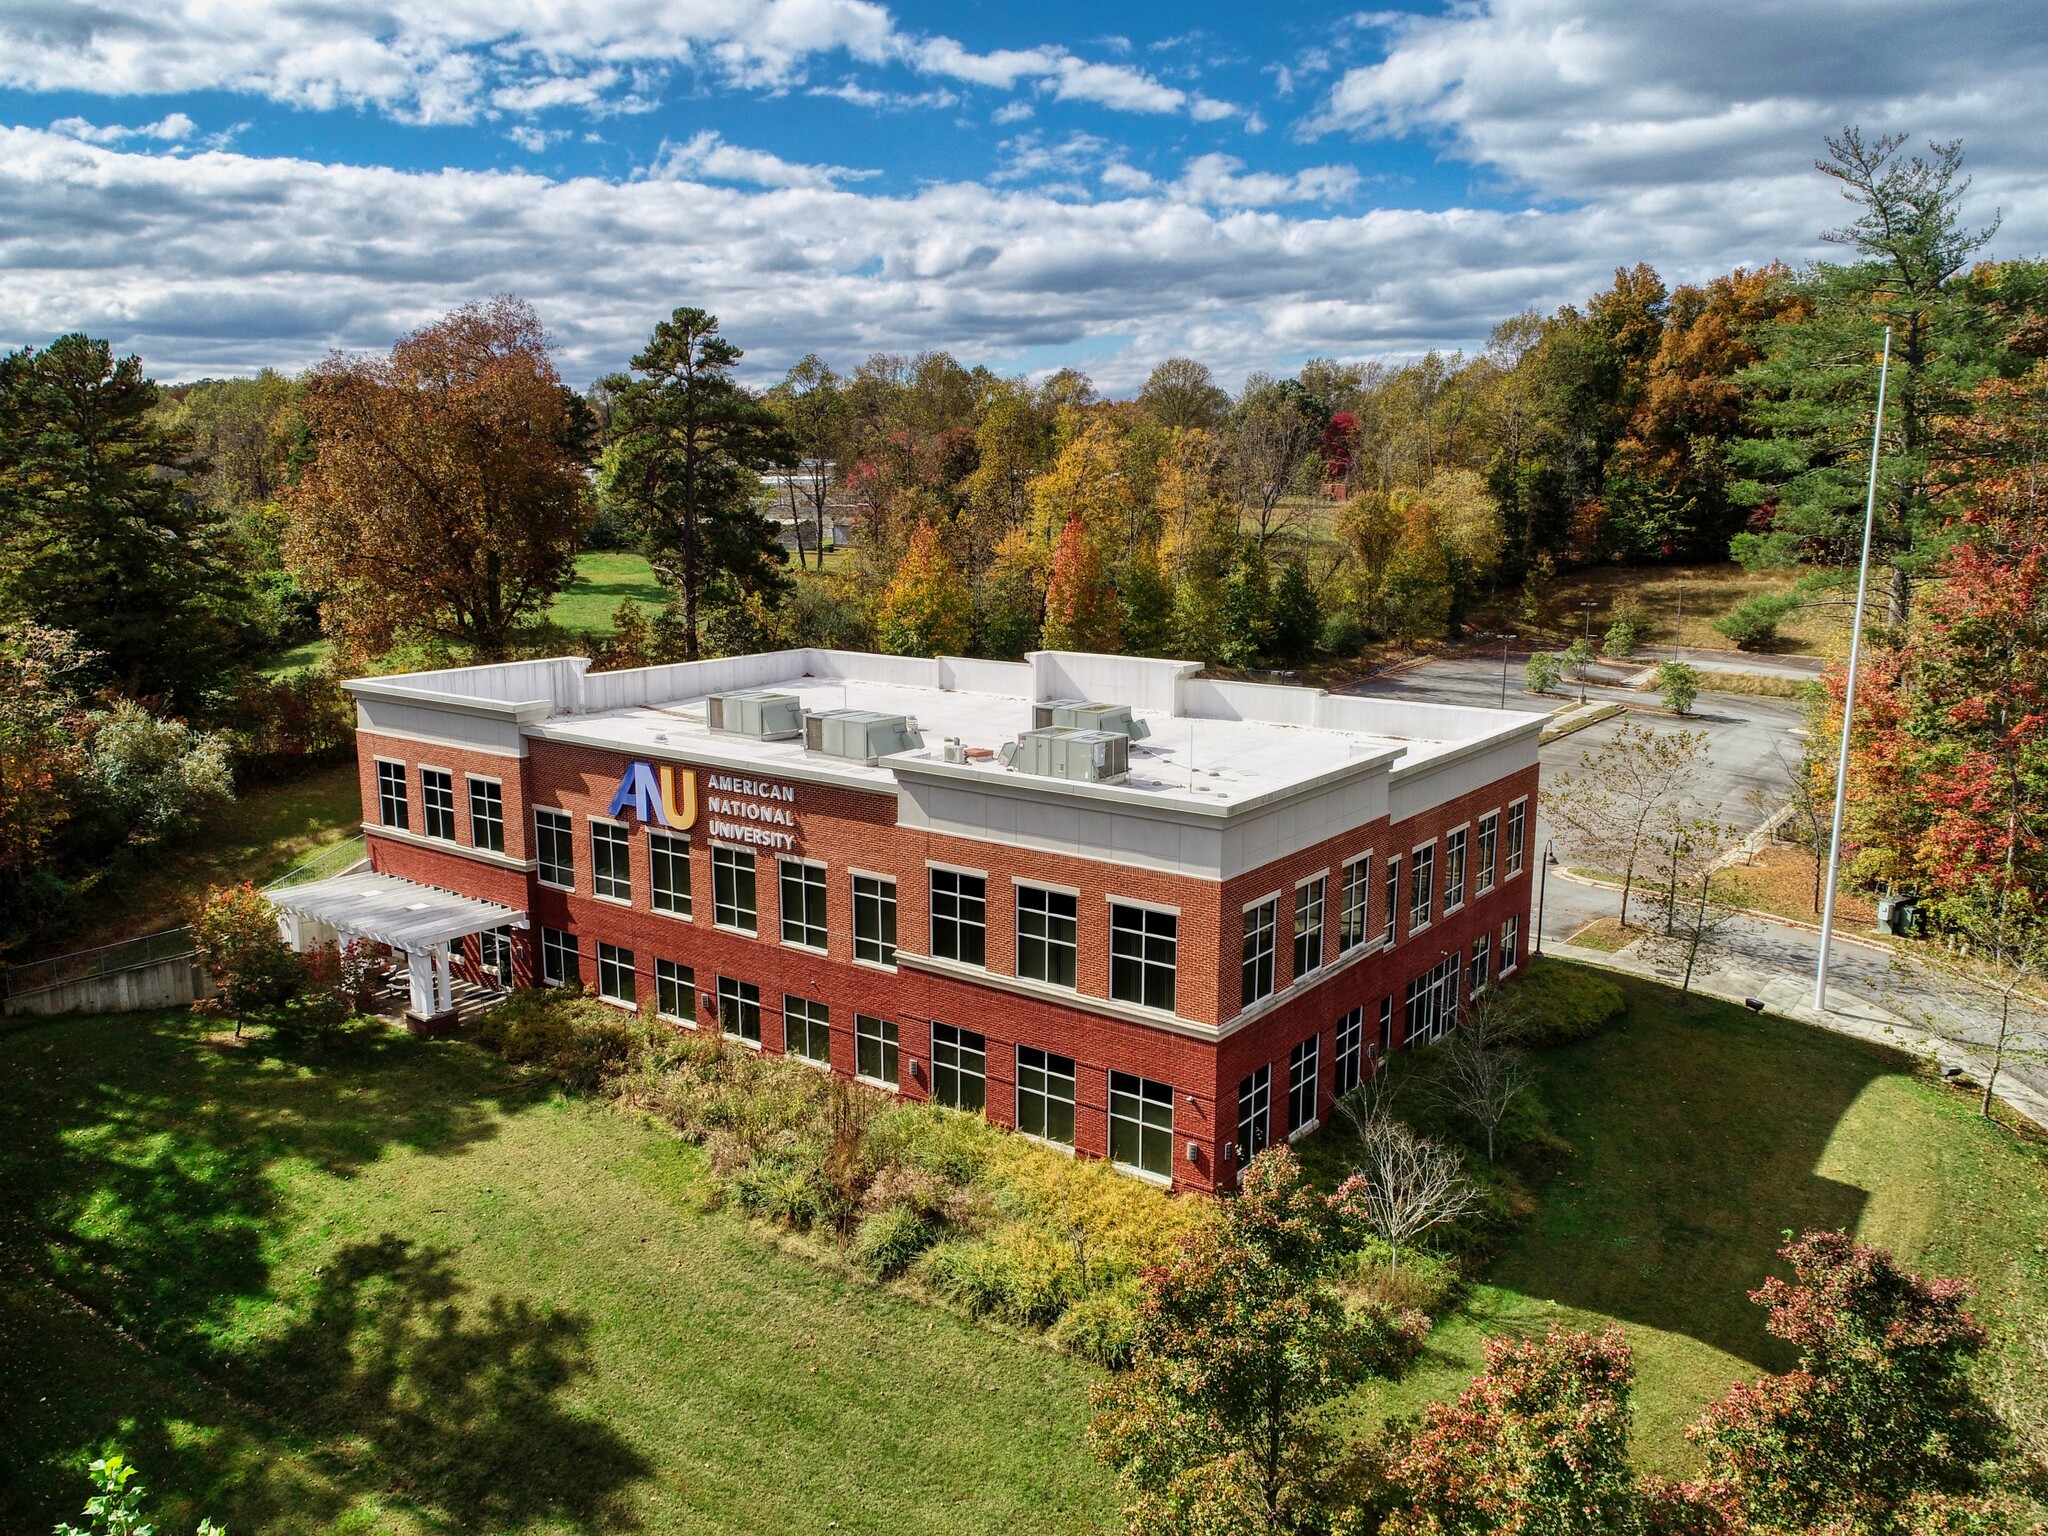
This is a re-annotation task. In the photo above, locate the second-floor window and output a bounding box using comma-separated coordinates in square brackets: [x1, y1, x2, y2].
[1016, 885, 1078, 988]
[1110, 903, 1177, 1012]
[535, 808, 574, 888]
[1383, 856, 1400, 943]
[1294, 877, 1325, 978]
[930, 868, 986, 966]
[713, 846, 758, 932]
[469, 778, 504, 852]
[1506, 801, 1527, 877]
[1338, 855, 1372, 953]
[1444, 827, 1467, 911]
[1409, 845, 1436, 931]
[421, 768, 456, 841]
[376, 761, 408, 829]
[780, 858, 828, 949]
[592, 821, 631, 901]
[853, 874, 897, 965]
[650, 831, 691, 916]
[1242, 897, 1278, 1007]
[1476, 812, 1498, 893]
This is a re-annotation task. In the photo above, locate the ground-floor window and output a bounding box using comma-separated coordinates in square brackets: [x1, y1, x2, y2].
[1236, 1064, 1271, 1162]
[1404, 951, 1461, 1047]
[596, 941, 636, 1006]
[1288, 1034, 1320, 1134]
[718, 976, 761, 1043]
[930, 1022, 986, 1111]
[656, 959, 695, 1024]
[1110, 1071, 1175, 1179]
[1334, 1006, 1364, 1096]
[1501, 914, 1520, 975]
[479, 924, 514, 984]
[1016, 1046, 1076, 1146]
[856, 1013, 899, 1086]
[540, 926, 579, 987]
[1379, 995, 1395, 1055]
[785, 995, 830, 1063]
[1471, 932, 1492, 993]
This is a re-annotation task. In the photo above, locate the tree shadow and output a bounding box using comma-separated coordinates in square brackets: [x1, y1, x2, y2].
[1484, 982, 1890, 1371]
[257, 1235, 647, 1532]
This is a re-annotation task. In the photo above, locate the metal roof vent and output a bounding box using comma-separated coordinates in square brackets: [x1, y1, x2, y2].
[1005, 726, 1130, 785]
[707, 690, 804, 740]
[803, 707, 924, 765]
[1030, 699, 1151, 741]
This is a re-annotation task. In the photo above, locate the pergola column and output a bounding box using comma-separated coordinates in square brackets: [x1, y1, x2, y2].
[405, 948, 436, 1016]
[434, 947, 454, 1015]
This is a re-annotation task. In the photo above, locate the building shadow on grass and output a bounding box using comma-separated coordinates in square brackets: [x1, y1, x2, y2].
[1486, 983, 1894, 1372]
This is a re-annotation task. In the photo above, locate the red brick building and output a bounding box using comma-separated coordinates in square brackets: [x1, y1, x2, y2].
[294, 648, 1539, 1194]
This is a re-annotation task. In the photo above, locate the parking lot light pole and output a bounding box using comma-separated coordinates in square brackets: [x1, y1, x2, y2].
[1535, 840, 1558, 955]
[1577, 602, 1599, 704]
[1498, 632, 1517, 708]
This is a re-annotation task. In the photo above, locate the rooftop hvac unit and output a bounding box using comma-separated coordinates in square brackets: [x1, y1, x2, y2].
[803, 707, 925, 764]
[1002, 726, 1130, 785]
[707, 690, 804, 740]
[1029, 699, 1152, 742]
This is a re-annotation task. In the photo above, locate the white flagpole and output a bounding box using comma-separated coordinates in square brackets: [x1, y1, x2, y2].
[1813, 326, 1892, 1011]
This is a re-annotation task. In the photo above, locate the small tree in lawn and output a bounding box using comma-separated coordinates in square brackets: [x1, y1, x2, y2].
[1544, 720, 1710, 928]
[1904, 878, 2048, 1120]
[1524, 651, 1564, 696]
[1638, 811, 1745, 996]
[1681, 1231, 2002, 1536]
[1655, 659, 1699, 716]
[1334, 1091, 1484, 1274]
[58, 1452, 225, 1536]
[1425, 982, 1532, 1164]
[1379, 1327, 1641, 1536]
[1561, 637, 1596, 695]
[1090, 1145, 1409, 1534]
[192, 882, 303, 1037]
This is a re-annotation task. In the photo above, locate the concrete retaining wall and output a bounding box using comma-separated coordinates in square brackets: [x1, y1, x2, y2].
[3, 955, 212, 1017]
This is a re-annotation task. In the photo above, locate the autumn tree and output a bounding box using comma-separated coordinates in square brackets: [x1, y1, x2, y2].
[977, 526, 1044, 660]
[763, 353, 846, 570]
[0, 622, 92, 948]
[1090, 1146, 1407, 1534]
[878, 522, 972, 657]
[1225, 374, 1323, 548]
[1545, 722, 1711, 926]
[601, 307, 790, 660]
[1041, 517, 1122, 653]
[1379, 1328, 1641, 1536]
[0, 334, 252, 703]
[193, 882, 306, 1037]
[1138, 357, 1229, 431]
[287, 297, 591, 661]
[1907, 879, 2048, 1119]
[1334, 1088, 1483, 1274]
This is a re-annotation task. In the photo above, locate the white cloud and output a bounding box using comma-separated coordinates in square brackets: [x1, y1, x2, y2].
[650, 130, 879, 189]
[507, 125, 567, 152]
[49, 112, 196, 145]
[991, 100, 1035, 125]
[1188, 95, 1239, 123]
[1171, 154, 1360, 208]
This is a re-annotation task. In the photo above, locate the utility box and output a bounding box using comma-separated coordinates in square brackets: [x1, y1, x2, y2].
[706, 690, 804, 740]
[998, 726, 1130, 784]
[804, 708, 924, 764]
[1031, 699, 1152, 741]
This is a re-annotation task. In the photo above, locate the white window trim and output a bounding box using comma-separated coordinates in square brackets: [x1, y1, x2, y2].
[592, 894, 635, 910]
[1411, 838, 1437, 858]
[1014, 874, 1082, 898]
[851, 955, 899, 975]
[1341, 849, 1375, 873]
[1106, 893, 1181, 918]
[419, 762, 454, 781]
[534, 808, 576, 892]
[1443, 819, 1470, 839]
[925, 858, 989, 878]
[780, 854, 827, 873]
[712, 921, 759, 939]
[709, 838, 761, 857]
[780, 938, 830, 957]
[1109, 1161, 1173, 1188]
[1294, 868, 1330, 891]
[1287, 1117, 1321, 1143]
[1242, 891, 1281, 915]
[848, 866, 896, 885]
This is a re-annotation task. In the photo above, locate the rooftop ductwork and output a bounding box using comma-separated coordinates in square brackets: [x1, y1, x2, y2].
[804, 707, 924, 765]
[1030, 699, 1151, 741]
[707, 690, 805, 740]
[996, 726, 1130, 785]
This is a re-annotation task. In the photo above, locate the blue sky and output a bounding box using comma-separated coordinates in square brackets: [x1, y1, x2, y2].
[2, 0, 2043, 389]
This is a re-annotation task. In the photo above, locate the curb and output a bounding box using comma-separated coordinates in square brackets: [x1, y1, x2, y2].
[1539, 702, 1627, 745]
[1551, 867, 1893, 955]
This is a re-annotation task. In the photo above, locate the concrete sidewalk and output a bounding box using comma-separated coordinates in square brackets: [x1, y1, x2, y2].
[1539, 933, 2048, 1132]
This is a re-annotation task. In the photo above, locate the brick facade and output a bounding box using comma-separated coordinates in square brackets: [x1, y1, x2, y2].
[357, 730, 1537, 1194]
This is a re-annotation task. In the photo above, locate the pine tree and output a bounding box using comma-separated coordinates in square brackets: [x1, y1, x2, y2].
[877, 522, 972, 657]
[1041, 517, 1122, 653]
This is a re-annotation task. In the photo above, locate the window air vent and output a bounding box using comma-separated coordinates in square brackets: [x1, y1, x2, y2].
[803, 708, 924, 764]
[707, 690, 804, 740]
[1029, 699, 1152, 741]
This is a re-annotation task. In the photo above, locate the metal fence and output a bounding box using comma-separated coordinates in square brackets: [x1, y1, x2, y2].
[265, 834, 367, 892]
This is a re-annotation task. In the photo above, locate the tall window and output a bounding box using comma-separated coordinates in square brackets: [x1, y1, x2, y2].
[1288, 1034, 1320, 1132]
[1404, 951, 1461, 1047]
[853, 874, 897, 965]
[1110, 904, 1177, 1012]
[1338, 855, 1372, 952]
[479, 924, 514, 983]
[855, 1014, 898, 1085]
[931, 1023, 987, 1111]
[1236, 1065, 1271, 1162]
[1444, 827, 1467, 911]
[656, 959, 695, 1024]
[1016, 1046, 1076, 1146]
[1241, 898, 1278, 1007]
[421, 768, 456, 841]
[1471, 932, 1492, 993]
[1506, 801, 1527, 877]
[784, 995, 830, 1063]
[717, 976, 761, 1043]
[1476, 812, 1499, 894]
[1016, 885, 1078, 988]
[539, 926, 579, 986]
[1334, 1006, 1364, 1095]
[592, 821, 631, 901]
[1293, 877, 1326, 978]
[650, 831, 691, 916]
[376, 761, 409, 829]
[1502, 914, 1521, 975]
[713, 846, 757, 932]
[1383, 856, 1400, 943]
[1409, 845, 1436, 931]
[469, 778, 504, 853]
[1109, 1072, 1175, 1179]
[929, 868, 987, 966]
[536, 809, 574, 889]
[780, 858, 828, 949]
[597, 941, 636, 1006]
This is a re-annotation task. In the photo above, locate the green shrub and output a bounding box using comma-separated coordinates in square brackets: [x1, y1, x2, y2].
[917, 1238, 1014, 1318]
[1524, 651, 1564, 694]
[473, 987, 647, 1091]
[1321, 612, 1366, 658]
[1509, 959, 1626, 1045]
[853, 1205, 937, 1279]
[865, 1103, 1001, 1185]
[1714, 592, 1797, 650]
[733, 1152, 833, 1231]
[1656, 658, 1699, 715]
[1050, 1281, 1141, 1369]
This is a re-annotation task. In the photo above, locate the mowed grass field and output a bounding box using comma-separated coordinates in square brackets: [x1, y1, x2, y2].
[7, 974, 2044, 1531]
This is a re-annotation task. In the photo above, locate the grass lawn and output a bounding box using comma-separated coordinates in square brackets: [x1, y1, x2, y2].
[548, 550, 670, 633]
[1324, 972, 2048, 1473]
[0, 1010, 1117, 1536]
[1514, 563, 1855, 657]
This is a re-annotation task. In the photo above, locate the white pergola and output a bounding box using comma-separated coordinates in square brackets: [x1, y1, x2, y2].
[269, 870, 527, 1019]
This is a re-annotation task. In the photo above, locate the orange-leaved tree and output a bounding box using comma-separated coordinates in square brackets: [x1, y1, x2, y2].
[285, 296, 592, 661]
[1040, 517, 1122, 653]
[876, 522, 971, 658]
